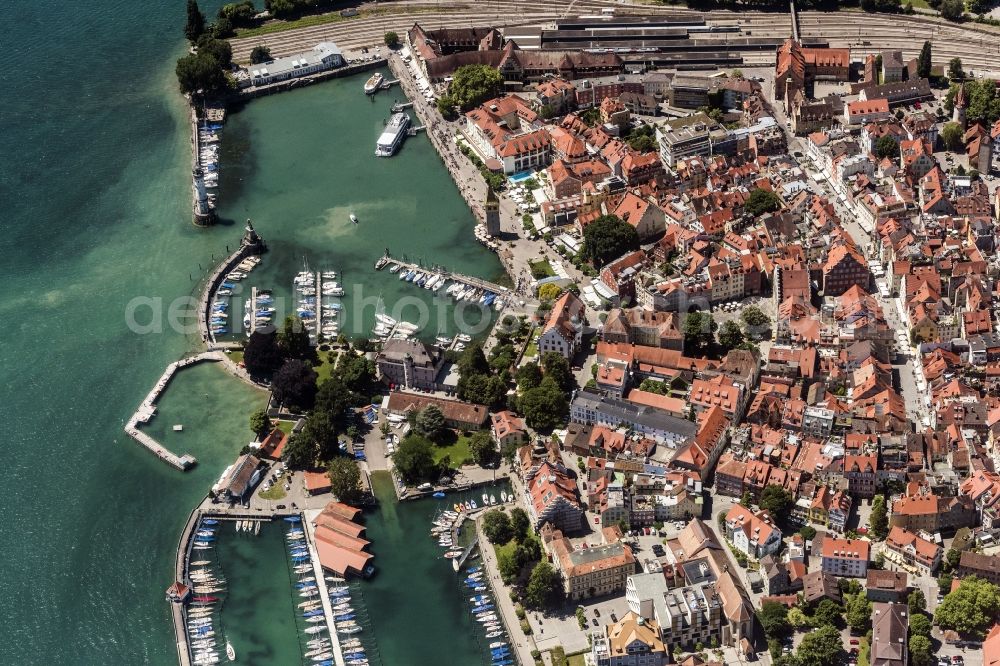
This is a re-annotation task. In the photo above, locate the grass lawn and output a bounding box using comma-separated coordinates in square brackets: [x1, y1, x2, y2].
[494, 538, 518, 563]
[529, 259, 555, 279]
[229, 350, 244, 365]
[277, 420, 295, 435]
[431, 433, 473, 466]
[235, 11, 360, 39]
[566, 654, 587, 666]
[259, 484, 287, 500]
[233, 5, 440, 40]
[314, 351, 338, 385]
[908, 0, 930, 8]
[858, 637, 870, 666]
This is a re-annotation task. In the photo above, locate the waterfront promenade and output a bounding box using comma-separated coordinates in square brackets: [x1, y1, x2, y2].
[474, 511, 538, 666]
[386, 52, 586, 305]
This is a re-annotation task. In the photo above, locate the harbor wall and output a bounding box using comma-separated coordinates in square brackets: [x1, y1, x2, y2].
[124, 352, 226, 470]
[198, 244, 262, 347]
[234, 59, 385, 101]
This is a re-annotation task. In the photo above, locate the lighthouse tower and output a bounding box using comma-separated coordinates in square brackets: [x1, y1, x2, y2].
[192, 168, 216, 227]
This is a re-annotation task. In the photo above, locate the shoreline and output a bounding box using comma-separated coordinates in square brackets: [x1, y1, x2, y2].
[164, 51, 522, 666]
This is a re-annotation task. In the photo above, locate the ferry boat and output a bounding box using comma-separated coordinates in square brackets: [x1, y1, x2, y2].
[364, 72, 384, 95]
[375, 113, 410, 157]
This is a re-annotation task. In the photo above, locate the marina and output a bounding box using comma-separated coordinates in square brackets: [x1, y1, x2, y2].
[378, 254, 511, 314]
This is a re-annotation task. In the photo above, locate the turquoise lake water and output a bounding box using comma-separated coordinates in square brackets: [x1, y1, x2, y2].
[0, 1, 507, 662]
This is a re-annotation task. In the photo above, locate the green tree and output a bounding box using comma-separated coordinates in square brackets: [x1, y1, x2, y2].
[327, 456, 362, 504]
[638, 378, 669, 394]
[934, 575, 1000, 637]
[497, 547, 521, 583]
[483, 509, 514, 544]
[799, 525, 817, 540]
[917, 41, 932, 79]
[813, 599, 843, 629]
[469, 430, 498, 466]
[175, 52, 228, 94]
[282, 432, 315, 469]
[524, 561, 562, 610]
[243, 330, 283, 379]
[185, 0, 206, 42]
[845, 593, 873, 632]
[393, 434, 438, 484]
[788, 606, 811, 629]
[745, 188, 782, 217]
[741, 305, 770, 328]
[718, 320, 745, 351]
[212, 17, 234, 38]
[874, 135, 899, 160]
[941, 122, 964, 151]
[250, 408, 270, 438]
[683, 311, 717, 353]
[740, 490, 753, 507]
[219, 1, 256, 26]
[196, 35, 233, 69]
[458, 344, 490, 376]
[415, 404, 446, 441]
[938, 571, 953, 594]
[302, 408, 339, 461]
[909, 612, 931, 638]
[384, 31, 400, 48]
[908, 635, 933, 666]
[314, 377, 359, 432]
[449, 64, 504, 111]
[580, 215, 640, 267]
[516, 362, 543, 392]
[908, 589, 927, 615]
[948, 57, 965, 81]
[436, 95, 458, 121]
[758, 601, 792, 638]
[510, 507, 530, 541]
[760, 484, 792, 516]
[869, 494, 888, 539]
[541, 352, 574, 392]
[458, 372, 507, 407]
[796, 624, 842, 666]
[944, 547, 961, 571]
[939, 0, 964, 20]
[519, 379, 568, 430]
[250, 45, 272, 64]
[538, 282, 563, 301]
[277, 315, 312, 360]
[271, 359, 318, 412]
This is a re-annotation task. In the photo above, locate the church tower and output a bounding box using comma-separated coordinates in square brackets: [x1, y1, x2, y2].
[953, 82, 968, 129]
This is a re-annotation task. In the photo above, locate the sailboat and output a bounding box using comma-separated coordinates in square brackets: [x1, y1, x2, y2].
[226, 641, 235, 661]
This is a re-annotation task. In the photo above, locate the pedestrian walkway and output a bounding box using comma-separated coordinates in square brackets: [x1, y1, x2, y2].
[124, 351, 227, 470]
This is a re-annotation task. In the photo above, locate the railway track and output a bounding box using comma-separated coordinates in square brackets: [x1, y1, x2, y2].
[228, 1, 1000, 74]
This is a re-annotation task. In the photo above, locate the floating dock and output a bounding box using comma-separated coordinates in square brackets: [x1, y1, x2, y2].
[124, 352, 227, 470]
[381, 256, 509, 299]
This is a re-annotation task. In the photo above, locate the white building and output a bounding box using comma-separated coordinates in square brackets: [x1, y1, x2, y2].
[724, 506, 782, 560]
[248, 42, 344, 87]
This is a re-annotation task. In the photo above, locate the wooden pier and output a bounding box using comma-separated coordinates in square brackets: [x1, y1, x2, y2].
[124, 352, 225, 470]
[381, 256, 510, 299]
[302, 513, 348, 666]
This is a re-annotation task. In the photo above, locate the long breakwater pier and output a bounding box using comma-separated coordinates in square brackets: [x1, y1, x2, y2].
[124, 352, 226, 470]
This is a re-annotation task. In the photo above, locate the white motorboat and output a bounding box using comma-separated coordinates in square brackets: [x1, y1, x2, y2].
[364, 73, 384, 94]
[226, 641, 235, 661]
